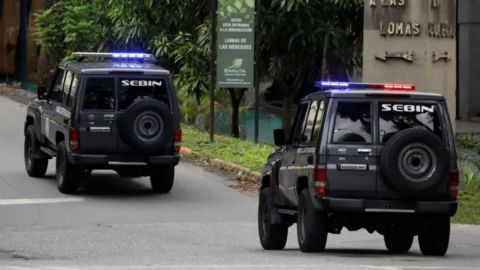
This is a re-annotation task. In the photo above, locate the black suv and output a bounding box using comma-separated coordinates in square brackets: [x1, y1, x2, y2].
[258, 82, 458, 256]
[24, 52, 181, 194]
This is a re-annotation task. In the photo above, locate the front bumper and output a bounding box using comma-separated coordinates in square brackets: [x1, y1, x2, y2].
[68, 152, 180, 167]
[315, 197, 458, 216]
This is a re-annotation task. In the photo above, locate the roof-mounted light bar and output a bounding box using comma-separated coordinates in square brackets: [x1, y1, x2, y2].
[72, 52, 156, 62]
[315, 81, 415, 91]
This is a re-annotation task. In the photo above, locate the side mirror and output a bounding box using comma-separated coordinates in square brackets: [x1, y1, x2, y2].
[37, 86, 47, 100]
[273, 129, 286, 147]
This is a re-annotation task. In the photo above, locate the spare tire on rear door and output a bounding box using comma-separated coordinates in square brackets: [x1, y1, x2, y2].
[118, 99, 173, 153]
[380, 128, 449, 196]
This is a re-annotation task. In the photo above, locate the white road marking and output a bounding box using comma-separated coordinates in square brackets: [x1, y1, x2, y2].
[0, 198, 84, 206]
[363, 266, 480, 270]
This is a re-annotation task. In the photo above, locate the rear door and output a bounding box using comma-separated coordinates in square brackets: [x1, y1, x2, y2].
[78, 76, 118, 154]
[326, 100, 377, 198]
[376, 100, 447, 199]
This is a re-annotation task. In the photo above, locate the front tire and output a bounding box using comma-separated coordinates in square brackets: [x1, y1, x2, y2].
[419, 216, 450, 256]
[297, 189, 328, 252]
[150, 166, 174, 193]
[384, 231, 414, 254]
[56, 141, 79, 194]
[258, 187, 288, 250]
[24, 125, 48, 177]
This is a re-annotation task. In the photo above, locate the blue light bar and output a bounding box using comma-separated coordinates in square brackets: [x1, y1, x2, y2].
[315, 81, 415, 91]
[72, 52, 155, 62]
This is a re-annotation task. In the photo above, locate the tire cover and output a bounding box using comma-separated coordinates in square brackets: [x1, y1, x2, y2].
[380, 128, 449, 195]
[118, 99, 173, 153]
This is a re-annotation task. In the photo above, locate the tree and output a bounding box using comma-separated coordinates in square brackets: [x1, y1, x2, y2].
[259, 0, 363, 136]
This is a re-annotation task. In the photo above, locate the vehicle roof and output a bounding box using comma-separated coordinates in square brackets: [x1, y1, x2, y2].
[302, 90, 445, 101]
[59, 60, 171, 75]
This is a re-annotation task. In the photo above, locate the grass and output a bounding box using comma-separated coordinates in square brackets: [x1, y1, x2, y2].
[182, 126, 276, 171]
[453, 181, 480, 224]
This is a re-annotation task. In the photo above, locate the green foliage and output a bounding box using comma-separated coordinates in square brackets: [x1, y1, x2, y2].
[183, 126, 275, 171]
[456, 134, 480, 154]
[453, 182, 480, 224]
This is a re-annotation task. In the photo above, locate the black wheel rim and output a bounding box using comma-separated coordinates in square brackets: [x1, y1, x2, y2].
[398, 143, 437, 183]
[134, 111, 163, 141]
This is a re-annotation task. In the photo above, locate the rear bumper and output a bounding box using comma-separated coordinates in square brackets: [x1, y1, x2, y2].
[314, 196, 458, 216]
[68, 152, 180, 167]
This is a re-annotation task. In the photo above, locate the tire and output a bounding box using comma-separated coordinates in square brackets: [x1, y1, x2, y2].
[380, 128, 449, 196]
[258, 187, 288, 250]
[150, 166, 174, 193]
[384, 231, 414, 254]
[419, 216, 450, 256]
[118, 99, 173, 153]
[56, 141, 79, 194]
[24, 125, 48, 177]
[297, 189, 328, 252]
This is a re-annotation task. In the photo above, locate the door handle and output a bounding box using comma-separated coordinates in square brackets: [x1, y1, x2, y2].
[63, 118, 69, 125]
[358, 148, 372, 155]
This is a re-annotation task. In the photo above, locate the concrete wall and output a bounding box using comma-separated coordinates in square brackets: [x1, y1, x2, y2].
[458, 0, 480, 120]
[363, 0, 457, 120]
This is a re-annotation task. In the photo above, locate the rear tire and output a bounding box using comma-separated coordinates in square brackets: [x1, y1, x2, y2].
[258, 187, 288, 250]
[150, 166, 174, 193]
[56, 141, 79, 194]
[24, 126, 48, 177]
[297, 189, 328, 252]
[384, 231, 414, 254]
[419, 216, 450, 256]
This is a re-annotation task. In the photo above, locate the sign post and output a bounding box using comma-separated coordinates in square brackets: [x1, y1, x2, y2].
[210, 0, 257, 143]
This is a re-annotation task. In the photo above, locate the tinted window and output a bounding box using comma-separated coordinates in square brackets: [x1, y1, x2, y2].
[300, 100, 325, 144]
[379, 103, 442, 143]
[311, 101, 325, 143]
[333, 102, 372, 144]
[83, 78, 115, 110]
[118, 78, 169, 110]
[51, 68, 65, 103]
[68, 74, 79, 108]
[292, 103, 308, 145]
[62, 71, 74, 106]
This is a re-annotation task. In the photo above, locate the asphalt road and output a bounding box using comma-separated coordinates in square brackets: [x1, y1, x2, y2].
[0, 96, 479, 270]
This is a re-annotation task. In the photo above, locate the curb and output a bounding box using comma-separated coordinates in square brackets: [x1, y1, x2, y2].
[180, 146, 261, 187]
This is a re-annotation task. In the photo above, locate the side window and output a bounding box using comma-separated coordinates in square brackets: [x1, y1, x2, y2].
[301, 101, 320, 144]
[83, 78, 115, 110]
[311, 101, 325, 143]
[62, 71, 74, 106]
[67, 74, 79, 108]
[332, 102, 372, 144]
[292, 103, 309, 145]
[51, 68, 65, 103]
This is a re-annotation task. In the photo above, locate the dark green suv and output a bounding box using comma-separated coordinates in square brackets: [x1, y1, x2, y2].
[258, 82, 458, 256]
[24, 52, 181, 194]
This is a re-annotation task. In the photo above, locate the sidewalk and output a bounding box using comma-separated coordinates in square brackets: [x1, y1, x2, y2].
[457, 120, 480, 134]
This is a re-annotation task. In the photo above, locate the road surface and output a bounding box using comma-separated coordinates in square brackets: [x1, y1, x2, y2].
[0, 96, 479, 270]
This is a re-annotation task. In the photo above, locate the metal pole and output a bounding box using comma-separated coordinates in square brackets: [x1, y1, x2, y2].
[16, 0, 29, 81]
[254, 0, 261, 144]
[209, 0, 218, 143]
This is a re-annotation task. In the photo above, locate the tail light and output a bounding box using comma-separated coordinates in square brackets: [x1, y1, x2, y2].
[449, 168, 459, 200]
[174, 128, 182, 153]
[69, 128, 79, 152]
[315, 165, 327, 195]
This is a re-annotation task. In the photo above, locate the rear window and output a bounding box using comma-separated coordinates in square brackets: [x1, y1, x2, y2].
[379, 103, 443, 143]
[332, 102, 372, 144]
[83, 78, 115, 110]
[118, 78, 169, 110]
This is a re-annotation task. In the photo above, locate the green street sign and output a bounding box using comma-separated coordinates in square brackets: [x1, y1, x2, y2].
[216, 0, 255, 89]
